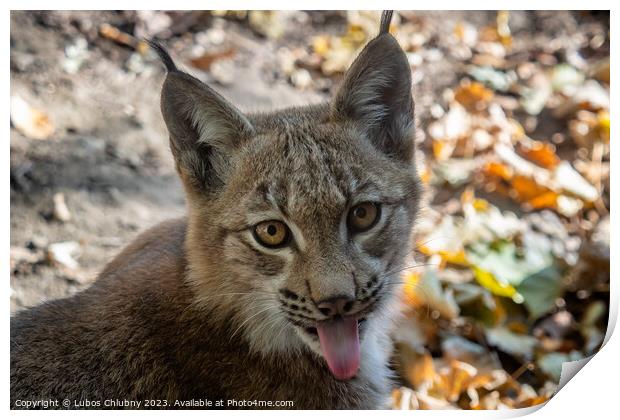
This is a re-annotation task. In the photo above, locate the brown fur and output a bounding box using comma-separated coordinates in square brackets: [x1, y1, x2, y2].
[12, 219, 389, 408]
[11, 11, 421, 409]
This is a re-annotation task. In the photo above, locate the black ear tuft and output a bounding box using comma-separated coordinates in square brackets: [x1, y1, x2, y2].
[152, 43, 253, 193]
[379, 10, 393, 34]
[147, 39, 178, 73]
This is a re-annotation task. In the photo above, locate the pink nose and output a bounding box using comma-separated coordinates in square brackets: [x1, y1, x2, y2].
[317, 296, 355, 317]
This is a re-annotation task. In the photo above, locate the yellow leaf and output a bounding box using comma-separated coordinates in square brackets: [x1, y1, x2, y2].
[454, 22, 465, 39]
[403, 272, 423, 307]
[312, 35, 331, 57]
[432, 139, 453, 161]
[598, 110, 610, 143]
[496, 11, 512, 47]
[439, 249, 469, 266]
[473, 199, 489, 212]
[473, 267, 518, 299]
[416, 243, 434, 257]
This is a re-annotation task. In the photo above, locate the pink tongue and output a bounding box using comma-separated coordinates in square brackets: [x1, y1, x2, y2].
[316, 317, 360, 380]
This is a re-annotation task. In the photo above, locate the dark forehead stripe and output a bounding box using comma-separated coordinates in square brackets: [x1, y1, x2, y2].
[242, 119, 411, 231]
[260, 130, 350, 222]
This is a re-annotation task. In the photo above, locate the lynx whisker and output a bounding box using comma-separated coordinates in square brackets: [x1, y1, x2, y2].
[229, 303, 280, 342]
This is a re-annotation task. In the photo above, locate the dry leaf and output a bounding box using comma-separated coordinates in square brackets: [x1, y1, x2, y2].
[454, 81, 494, 112]
[518, 141, 560, 170]
[47, 241, 81, 270]
[10, 96, 55, 140]
[52, 192, 72, 222]
[99, 23, 141, 50]
[406, 351, 437, 390]
[189, 48, 236, 71]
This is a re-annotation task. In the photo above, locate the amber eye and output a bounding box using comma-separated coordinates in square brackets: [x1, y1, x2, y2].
[253, 220, 291, 248]
[347, 202, 380, 233]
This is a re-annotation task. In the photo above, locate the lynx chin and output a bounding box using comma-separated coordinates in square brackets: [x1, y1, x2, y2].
[11, 10, 422, 409]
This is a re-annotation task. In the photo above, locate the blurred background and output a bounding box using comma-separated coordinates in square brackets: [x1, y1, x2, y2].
[10, 11, 610, 410]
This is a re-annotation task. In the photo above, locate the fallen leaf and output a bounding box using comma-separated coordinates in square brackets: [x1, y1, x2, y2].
[454, 81, 494, 112]
[47, 241, 81, 270]
[441, 336, 502, 372]
[472, 266, 520, 301]
[590, 57, 610, 84]
[511, 175, 557, 208]
[52, 192, 72, 222]
[99, 23, 142, 50]
[468, 66, 514, 92]
[189, 48, 236, 70]
[405, 268, 460, 320]
[537, 351, 583, 382]
[517, 266, 563, 319]
[517, 141, 560, 170]
[519, 70, 551, 115]
[550, 64, 585, 94]
[554, 161, 599, 202]
[485, 327, 538, 359]
[407, 351, 437, 390]
[248, 11, 287, 39]
[443, 360, 478, 402]
[10, 96, 55, 140]
[483, 161, 512, 181]
[431, 159, 478, 187]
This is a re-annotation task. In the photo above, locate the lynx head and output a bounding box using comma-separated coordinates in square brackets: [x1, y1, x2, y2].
[153, 11, 421, 381]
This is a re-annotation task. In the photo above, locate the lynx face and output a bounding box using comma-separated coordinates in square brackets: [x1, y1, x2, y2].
[154, 18, 420, 381]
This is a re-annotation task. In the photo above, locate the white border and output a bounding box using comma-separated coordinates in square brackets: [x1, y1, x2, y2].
[4, 2, 617, 419]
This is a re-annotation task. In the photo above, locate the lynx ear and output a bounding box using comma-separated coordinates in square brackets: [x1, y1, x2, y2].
[150, 42, 253, 193]
[332, 14, 414, 162]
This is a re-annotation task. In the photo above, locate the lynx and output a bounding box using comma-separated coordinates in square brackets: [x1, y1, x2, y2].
[11, 11, 421, 409]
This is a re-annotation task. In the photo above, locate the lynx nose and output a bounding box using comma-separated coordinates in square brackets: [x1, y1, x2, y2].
[317, 296, 355, 317]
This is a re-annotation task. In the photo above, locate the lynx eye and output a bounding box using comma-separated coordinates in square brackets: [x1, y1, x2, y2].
[253, 220, 291, 248]
[347, 202, 380, 233]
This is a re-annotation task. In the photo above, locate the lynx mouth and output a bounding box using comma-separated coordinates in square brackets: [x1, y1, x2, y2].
[303, 318, 367, 338]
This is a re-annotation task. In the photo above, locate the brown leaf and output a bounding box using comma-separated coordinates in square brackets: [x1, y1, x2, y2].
[406, 351, 438, 390]
[511, 175, 557, 209]
[442, 360, 478, 402]
[189, 48, 236, 71]
[517, 141, 560, 170]
[454, 81, 494, 112]
[99, 23, 139, 49]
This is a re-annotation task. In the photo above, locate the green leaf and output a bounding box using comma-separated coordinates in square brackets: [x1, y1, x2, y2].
[537, 351, 583, 382]
[485, 327, 538, 359]
[466, 229, 564, 317]
[516, 266, 563, 319]
[468, 66, 515, 92]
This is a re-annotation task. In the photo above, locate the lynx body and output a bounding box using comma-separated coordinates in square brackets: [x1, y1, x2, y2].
[11, 12, 421, 409]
